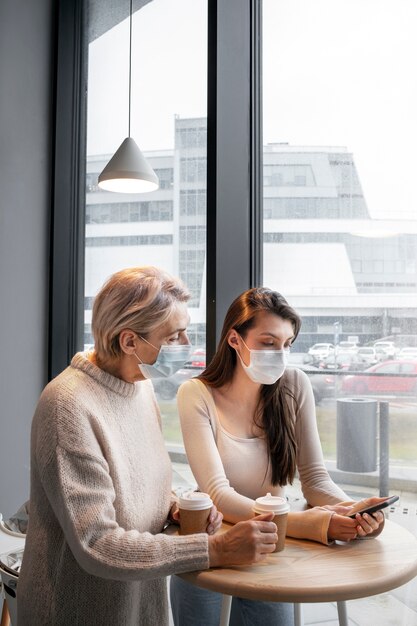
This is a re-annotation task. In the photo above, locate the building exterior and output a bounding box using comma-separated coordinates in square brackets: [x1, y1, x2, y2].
[85, 117, 417, 351]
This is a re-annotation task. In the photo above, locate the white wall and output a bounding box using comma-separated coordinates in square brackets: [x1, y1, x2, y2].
[0, 0, 53, 515]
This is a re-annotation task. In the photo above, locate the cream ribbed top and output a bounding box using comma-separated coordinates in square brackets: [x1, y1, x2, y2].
[18, 353, 208, 626]
[178, 369, 348, 545]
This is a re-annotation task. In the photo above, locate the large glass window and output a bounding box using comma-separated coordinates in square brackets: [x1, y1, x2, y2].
[263, 0, 417, 490]
[85, 0, 207, 443]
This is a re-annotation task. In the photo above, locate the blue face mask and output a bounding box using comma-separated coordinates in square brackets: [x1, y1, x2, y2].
[135, 336, 193, 379]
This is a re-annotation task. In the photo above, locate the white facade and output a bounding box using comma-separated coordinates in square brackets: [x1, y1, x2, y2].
[85, 118, 417, 347]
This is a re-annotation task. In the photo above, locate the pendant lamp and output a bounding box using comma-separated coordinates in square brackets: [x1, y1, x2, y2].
[98, 0, 159, 193]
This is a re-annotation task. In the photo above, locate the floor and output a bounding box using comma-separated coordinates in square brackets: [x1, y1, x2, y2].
[170, 462, 417, 626]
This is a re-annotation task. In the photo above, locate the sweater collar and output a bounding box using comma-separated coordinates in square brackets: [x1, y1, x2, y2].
[71, 352, 139, 398]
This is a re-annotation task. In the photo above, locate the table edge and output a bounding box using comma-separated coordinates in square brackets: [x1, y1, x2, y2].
[178, 520, 417, 603]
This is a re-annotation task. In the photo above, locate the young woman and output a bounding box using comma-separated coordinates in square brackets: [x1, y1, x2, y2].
[17, 269, 278, 626]
[170, 287, 385, 626]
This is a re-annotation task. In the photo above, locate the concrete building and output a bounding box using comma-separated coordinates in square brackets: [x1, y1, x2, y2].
[85, 117, 417, 352]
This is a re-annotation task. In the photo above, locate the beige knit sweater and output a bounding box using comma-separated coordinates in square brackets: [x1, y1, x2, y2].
[178, 369, 348, 545]
[18, 353, 208, 626]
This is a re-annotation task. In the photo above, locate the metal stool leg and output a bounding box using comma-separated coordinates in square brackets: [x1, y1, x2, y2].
[294, 602, 303, 626]
[337, 600, 348, 626]
[219, 594, 232, 626]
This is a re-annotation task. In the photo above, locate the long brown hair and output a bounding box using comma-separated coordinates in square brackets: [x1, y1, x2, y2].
[200, 287, 301, 486]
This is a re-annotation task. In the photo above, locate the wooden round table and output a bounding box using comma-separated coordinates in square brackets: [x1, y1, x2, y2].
[178, 520, 417, 626]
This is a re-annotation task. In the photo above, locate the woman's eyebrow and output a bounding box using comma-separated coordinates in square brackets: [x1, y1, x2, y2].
[258, 332, 295, 341]
[167, 325, 188, 335]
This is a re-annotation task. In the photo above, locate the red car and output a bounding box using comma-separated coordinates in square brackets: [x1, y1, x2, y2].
[342, 360, 417, 395]
[187, 348, 206, 368]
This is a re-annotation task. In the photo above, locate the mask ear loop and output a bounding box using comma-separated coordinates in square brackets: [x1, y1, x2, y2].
[235, 350, 248, 370]
[134, 334, 159, 366]
[239, 335, 251, 352]
[134, 351, 144, 365]
[234, 332, 251, 367]
[138, 335, 159, 351]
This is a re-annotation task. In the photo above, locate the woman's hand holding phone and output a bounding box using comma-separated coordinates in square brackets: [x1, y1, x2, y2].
[325, 495, 396, 541]
[327, 508, 384, 541]
[346, 495, 399, 518]
[326, 510, 363, 542]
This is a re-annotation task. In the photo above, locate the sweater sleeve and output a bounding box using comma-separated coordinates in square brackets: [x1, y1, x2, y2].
[35, 403, 208, 582]
[286, 508, 335, 545]
[291, 369, 348, 505]
[177, 380, 256, 523]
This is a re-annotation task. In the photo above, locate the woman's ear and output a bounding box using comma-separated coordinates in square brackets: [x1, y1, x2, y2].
[119, 329, 138, 355]
[227, 330, 239, 349]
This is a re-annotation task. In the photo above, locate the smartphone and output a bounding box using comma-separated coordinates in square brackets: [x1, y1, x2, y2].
[347, 495, 399, 519]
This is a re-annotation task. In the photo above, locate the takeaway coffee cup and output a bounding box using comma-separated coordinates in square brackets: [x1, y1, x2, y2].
[178, 491, 213, 535]
[253, 493, 290, 552]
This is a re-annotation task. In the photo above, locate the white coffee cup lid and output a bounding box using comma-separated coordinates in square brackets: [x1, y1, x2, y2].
[179, 491, 213, 511]
[253, 493, 290, 514]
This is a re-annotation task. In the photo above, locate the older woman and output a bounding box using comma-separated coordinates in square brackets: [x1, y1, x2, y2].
[17, 267, 277, 626]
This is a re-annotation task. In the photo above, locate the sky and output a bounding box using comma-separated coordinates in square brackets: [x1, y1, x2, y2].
[87, 0, 417, 219]
[87, 0, 207, 155]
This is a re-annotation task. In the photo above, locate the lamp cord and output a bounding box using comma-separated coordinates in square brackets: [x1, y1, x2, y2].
[128, 0, 132, 137]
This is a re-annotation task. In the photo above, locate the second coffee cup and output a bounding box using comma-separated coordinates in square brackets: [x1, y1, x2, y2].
[253, 493, 290, 552]
[178, 491, 213, 535]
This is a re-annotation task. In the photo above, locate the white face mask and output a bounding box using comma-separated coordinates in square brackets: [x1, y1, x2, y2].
[236, 335, 289, 385]
[135, 336, 193, 379]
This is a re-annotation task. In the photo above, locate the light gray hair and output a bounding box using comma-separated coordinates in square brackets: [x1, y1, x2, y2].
[92, 266, 190, 360]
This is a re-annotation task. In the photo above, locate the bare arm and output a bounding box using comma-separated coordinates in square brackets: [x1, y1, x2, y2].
[177, 380, 257, 522]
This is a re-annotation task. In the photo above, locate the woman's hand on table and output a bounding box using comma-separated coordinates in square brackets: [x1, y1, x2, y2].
[208, 513, 277, 567]
[170, 504, 223, 535]
[325, 497, 385, 541]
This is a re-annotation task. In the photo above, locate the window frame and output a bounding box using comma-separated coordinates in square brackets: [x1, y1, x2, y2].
[206, 0, 262, 361]
[49, 0, 87, 379]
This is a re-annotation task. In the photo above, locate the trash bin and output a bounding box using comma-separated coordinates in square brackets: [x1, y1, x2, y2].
[336, 398, 377, 472]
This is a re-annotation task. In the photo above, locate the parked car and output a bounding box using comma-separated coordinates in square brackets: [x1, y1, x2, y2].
[374, 345, 390, 361]
[287, 352, 315, 367]
[185, 347, 206, 367]
[341, 360, 417, 395]
[152, 365, 203, 400]
[373, 341, 398, 359]
[287, 362, 336, 404]
[398, 347, 417, 360]
[336, 341, 358, 354]
[308, 343, 335, 362]
[356, 346, 379, 367]
[320, 353, 364, 371]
